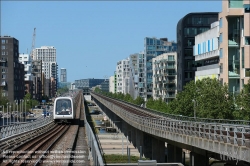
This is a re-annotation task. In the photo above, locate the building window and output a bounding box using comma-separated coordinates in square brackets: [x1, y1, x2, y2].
[220, 48, 223, 59]
[219, 33, 223, 44]
[244, 4, 250, 13]
[219, 18, 223, 28]
[1, 40, 5, 44]
[220, 63, 223, 73]
[246, 69, 250, 77]
[242, 47, 244, 68]
[1, 46, 5, 50]
[245, 37, 250, 45]
[2, 74, 6, 79]
[229, 0, 243, 8]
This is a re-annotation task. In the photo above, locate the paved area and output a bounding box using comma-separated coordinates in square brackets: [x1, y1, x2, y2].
[97, 133, 141, 156]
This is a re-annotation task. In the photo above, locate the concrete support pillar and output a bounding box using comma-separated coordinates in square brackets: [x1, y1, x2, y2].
[130, 127, 136, 147]
[135, 129, 143, 149]
[167, 144, 182, 163]
[121, 120, 128, 137]
[152, 137, 165, 163]
[143, 133, 152, 159]
[189, 152, 209, 166]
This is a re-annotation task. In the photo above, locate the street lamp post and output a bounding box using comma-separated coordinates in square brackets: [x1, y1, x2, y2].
[9, 104, 12, 125]
[25, 100, 28, 122]
[7, 103, 9, 125]
[192, 99, 196, 119]
[21, 100, 24, 122]
[15, 100, 18, 122]
[0, 105, 4, 126]
[20, 100, 22, 122]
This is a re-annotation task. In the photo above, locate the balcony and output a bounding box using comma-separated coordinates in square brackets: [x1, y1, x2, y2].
[165, 73, 177, 77]
[1, 81, 6, 87]
[163, 66, 175, 69]
[0, 59, 6, 63]
[165, 88, 176, 91]
[164, 94, 176, 98]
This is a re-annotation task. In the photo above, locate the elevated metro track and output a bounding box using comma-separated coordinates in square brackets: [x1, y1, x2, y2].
[91, 92, 250, 164]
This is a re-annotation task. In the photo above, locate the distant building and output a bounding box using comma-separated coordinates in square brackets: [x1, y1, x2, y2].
[152, 52, 177, 103]
[177, 12, 219, 92]
[60, 68, 67, 82]
[19, 53, 33, 96]
[129, 53, 139, 99]
[100, 80, 109, 92]
[32, 60, 43, 100]
[109, 76, 115, 93]
[144, 37, 177, 100]
[116, 58, 130, 94]
[75, 78, 106, 95]
[33, 46, 58, 93]
[0, 36, 25, 102]
[58, 82, 71, 89]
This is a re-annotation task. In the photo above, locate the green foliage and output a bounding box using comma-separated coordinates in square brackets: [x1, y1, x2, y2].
[24, 93, 40, 111]
[94, 87, 102, 93]
[103, 154, 148, 164]
[0, 88, 9, 108]
[57, 87, 69, 96]
[235, 80, 250, 120]
[170, 78, 235, 119]
[95, 78, 250, 120]
[133, 96, 144, 105]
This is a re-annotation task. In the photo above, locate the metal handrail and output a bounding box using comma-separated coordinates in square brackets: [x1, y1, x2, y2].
[91, 92, 250, 163]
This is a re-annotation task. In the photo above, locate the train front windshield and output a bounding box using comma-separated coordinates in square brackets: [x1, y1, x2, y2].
[56, 99, 72, 115]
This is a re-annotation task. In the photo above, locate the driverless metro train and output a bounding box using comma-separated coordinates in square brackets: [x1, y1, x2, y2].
[53, 96, 76, 123]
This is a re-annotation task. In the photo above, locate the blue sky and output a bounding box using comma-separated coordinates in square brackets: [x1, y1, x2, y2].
[2, 1, 222, 82]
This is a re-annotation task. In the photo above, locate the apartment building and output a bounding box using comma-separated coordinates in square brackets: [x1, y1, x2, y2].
[109, 76, 115, 93]
[0, 36, 25, 102]
[193, 21, 220, 81]
[33, 46, 58, 93]
[19, 53, 33, 96]
[219, 0, 250, 94]
[128, 54, 139, 99]
[152, 52, 177, 103]
[32, 60, 43, 100]
[60, 68, 67, 82]
[144, 37, 177, 100]
[116, 58, 130, 94]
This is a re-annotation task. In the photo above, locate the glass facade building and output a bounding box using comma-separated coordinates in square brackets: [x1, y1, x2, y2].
[144, 37, 177, 100]
[177, 12, 219, 92]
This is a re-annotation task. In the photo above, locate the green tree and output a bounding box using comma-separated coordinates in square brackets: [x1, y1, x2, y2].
[194, 78, 235, 119]
[23, 93, 39, 112]
[0, 88, 9, 108]
[235, 80, 250, 120]
[133, 96, 144, 106]
[170, 78, 235, 119]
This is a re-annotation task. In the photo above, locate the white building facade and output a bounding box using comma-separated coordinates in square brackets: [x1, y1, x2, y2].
[128, 54, 139, 99]
[116, 58, 130, 94]
[19, 53, 33, 81]
[152, 52, 177, 103]
[33, 46, 57, 79]
[109, 76, 115, 93]
[193, 21, 220, 81]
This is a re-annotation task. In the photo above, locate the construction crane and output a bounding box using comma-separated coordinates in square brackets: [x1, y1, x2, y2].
[30, 28, 36, 60]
